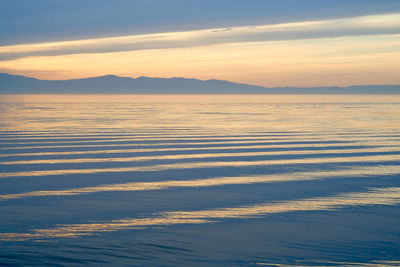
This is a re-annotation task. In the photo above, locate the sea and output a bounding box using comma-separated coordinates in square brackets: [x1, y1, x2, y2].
[0, 94, 400, 266]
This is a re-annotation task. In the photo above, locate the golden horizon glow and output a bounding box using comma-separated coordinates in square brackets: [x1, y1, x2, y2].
[1, 13, 400, 86]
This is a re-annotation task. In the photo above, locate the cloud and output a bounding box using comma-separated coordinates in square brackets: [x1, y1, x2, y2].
[1, 13, 400, 60]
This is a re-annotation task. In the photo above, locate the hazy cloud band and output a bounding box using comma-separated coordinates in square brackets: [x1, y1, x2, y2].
[1, 13, 400, 60]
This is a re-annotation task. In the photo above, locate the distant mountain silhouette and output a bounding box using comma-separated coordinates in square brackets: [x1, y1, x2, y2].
[1, 73, 399, 94]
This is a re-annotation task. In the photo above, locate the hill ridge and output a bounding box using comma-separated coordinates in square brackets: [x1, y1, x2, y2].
[1, 73, 399, 94]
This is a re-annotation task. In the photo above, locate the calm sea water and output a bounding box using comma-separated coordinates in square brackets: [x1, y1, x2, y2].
[0, 94, 400, 266]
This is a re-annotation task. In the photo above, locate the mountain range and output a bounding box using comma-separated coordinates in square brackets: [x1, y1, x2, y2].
[1, 73, 399, 94]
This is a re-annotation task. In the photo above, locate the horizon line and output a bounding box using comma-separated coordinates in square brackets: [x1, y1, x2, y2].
[2, 72, 400, 89]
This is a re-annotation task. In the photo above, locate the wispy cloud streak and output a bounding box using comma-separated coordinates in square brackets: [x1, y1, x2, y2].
[1, 13, 399, 60]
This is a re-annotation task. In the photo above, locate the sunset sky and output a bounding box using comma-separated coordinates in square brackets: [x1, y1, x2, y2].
[1, 0, 400, 87]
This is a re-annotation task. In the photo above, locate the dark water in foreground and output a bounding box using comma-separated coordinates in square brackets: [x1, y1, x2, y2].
[0, 94, 400, 266]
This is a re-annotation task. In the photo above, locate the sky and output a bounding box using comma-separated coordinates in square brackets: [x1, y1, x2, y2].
[1, 0, 400, 87]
